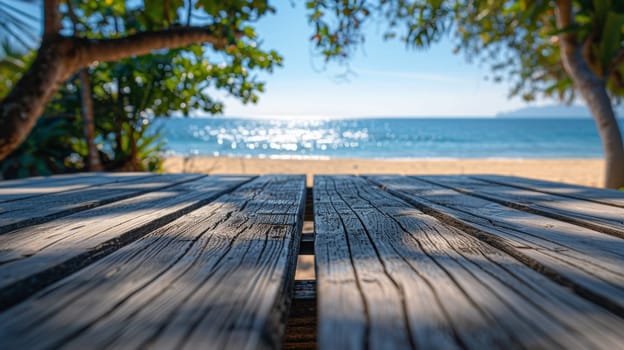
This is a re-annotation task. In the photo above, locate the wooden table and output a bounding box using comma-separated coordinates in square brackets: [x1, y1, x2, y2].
[1, 173, 623, 349]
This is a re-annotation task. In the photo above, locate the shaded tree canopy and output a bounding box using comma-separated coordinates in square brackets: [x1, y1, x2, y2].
[307, 0, 624, 188]
[0, 0, 281, 160]
[308, 0, 624, 101]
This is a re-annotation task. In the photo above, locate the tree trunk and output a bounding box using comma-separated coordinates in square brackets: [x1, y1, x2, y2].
[67, 0, 102, 172]
[0, 20, 234, 161]
[574, 75, 624, 188]
[78, 68, 103, 171]
[555, 0, 624, 188]
[0, 37, 77, 160]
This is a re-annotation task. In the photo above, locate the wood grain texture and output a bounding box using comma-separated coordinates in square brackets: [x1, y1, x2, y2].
[474, 175, 624, 208]
[418, 175, 624, 238]
[0, 173, 204, 234]
[0, 172, 152, 204]
[0, 172, 139, 188]
[315, 176, 624, 349]
[0, 175, 305, 350]
[369, 175, 624, 316]
[0, 175, 252, 310]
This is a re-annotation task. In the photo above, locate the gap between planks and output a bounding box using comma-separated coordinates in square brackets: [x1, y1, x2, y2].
[284, 185, 317, 350]
[0, 175, 306, 350]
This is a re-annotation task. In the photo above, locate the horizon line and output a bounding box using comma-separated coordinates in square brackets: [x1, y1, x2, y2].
[174, 114, 599, 120]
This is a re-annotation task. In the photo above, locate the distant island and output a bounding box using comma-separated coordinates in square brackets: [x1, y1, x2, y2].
[496, 104, 624, 118]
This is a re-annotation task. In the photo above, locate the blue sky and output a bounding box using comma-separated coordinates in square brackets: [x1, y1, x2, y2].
[217, 2, 537, 118]
[6, 1, 546, 118]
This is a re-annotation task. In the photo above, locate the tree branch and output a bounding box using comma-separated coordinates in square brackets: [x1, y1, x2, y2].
[581, 30, 604, 78]
[0, 25, 241, 161]
[554, 0, 598, 84]
[75, 26, 239, 67]
[66, 0, 80, 34]
[555, 0, 624, 187]
[555, 0, 575, 49]
[164, 0, 170, 27]
[43, 0, 61, 38]
[187, 0, 192, 26]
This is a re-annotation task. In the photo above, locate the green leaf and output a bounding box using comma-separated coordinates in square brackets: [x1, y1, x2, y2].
[599, 11, 624, 71]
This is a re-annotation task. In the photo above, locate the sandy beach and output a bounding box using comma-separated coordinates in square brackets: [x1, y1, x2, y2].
[163, 156, 606, 188]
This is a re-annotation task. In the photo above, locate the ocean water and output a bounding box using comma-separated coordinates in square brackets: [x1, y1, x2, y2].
[156, 117, 622, 159]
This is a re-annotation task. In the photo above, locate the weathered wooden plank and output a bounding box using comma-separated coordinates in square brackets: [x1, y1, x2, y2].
[475, 174, 624, 208]
[0, 172, 152, 203]
[369, 175, 624, 316]
[0, 173, 200, 234]
[316, 176, 402, 349]
[0, 175, 253, 310]
[418, 175, 624, 238]
[316, 176, 624, 349]
[0, 172, 122, 188]
[0, 175, 305, 350]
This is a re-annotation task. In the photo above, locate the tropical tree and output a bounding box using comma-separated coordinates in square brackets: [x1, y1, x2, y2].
[88, 44, 275, 171]
[0, 0, 278, 161]
[66, 0, 101, 171]
[0, 46, 84, 178]
[307, 0, 624, 188]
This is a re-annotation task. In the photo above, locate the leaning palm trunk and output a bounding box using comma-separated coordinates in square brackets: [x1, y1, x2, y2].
[575, 75, 624, 188]
[556, 0, 624, 188]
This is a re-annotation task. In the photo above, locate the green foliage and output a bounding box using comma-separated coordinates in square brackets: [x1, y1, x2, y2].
[0, 117, 83, 178]
[83, 40, 278, 171]
[306, 0, 624, 102]
[0, 0, 282, 177]
[0, 46, 83, 179]
[106, 119, 166, 172]
[72, 0, 282, 171]
[68, 0, 276, 38]
[0, 46, 82, 179]
[0, 42, 34, 99]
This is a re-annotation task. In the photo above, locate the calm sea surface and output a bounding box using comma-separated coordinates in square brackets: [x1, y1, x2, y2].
[156, 117, 623, 159]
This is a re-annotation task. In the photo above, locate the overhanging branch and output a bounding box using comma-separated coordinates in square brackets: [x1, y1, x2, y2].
[554, 0, 576, 50]
[0, 24, 242, 161]
[75, 27, 241, 67]
[43, 0, 61, 37]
